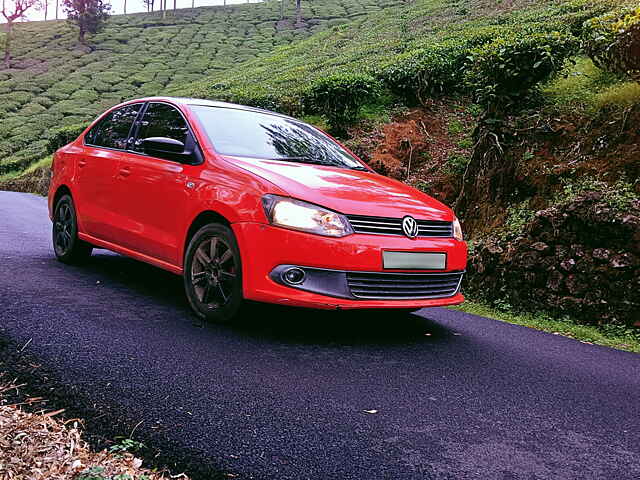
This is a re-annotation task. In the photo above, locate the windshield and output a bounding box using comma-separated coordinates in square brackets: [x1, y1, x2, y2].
[190, 105, 367, 170]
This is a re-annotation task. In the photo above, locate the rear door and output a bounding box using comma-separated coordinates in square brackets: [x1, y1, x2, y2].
[113, 102, 200, 267]
[76, 103, 143, 241]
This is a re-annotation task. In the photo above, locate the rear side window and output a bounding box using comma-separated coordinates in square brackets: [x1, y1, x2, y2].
[86, 104, 142, 150]
[134, 103, 189, 152]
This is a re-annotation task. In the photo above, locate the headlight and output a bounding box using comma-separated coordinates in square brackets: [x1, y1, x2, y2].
[262, 194, 353, 237]
[453, 217, 463, 241]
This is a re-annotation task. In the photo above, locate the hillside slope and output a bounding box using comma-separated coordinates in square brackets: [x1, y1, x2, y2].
[177, 0, 623, 110]
[0, 0, 402, 177]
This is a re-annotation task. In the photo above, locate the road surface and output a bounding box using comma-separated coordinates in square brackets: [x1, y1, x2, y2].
[1, 190, 639, 480]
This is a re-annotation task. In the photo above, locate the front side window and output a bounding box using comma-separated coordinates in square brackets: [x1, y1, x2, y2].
[190, 105, 367, 171]
[86, 103, 142, 150]
[134, 103, 189, 152]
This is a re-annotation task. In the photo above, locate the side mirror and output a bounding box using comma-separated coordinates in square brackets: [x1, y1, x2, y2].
[141, 137, 193, 162]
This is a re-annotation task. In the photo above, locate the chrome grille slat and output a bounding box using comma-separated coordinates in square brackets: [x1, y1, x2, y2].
[347, 271, 463, 300]
[349, 280, 458, 290]
[346, 214, 453, 237]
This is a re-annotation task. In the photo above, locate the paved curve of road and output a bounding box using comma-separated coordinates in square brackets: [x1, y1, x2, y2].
[1, 191, 639, 480]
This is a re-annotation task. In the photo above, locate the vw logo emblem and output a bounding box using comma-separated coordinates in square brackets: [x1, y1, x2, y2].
[402, 216, 419, 239]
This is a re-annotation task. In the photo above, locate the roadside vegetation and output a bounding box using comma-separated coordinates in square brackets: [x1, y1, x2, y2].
[451, 301, 640, 353]
[0, 375, 189, 480]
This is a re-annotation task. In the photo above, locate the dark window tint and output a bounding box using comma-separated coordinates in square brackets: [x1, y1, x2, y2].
[190, 105, 366, 170]
[134, 103, 189, 152]
[87, 104, 142, 150]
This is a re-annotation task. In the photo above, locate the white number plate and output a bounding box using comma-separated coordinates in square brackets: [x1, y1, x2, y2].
[382, 251, 446, 270]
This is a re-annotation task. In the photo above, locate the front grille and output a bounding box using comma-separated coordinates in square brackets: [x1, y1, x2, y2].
[346, 215, 453, 238]
[347, 271, 463, 300]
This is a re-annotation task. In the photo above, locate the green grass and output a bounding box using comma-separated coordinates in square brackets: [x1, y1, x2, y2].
[451, 300, 640, 353]
[0, 0, 404, 176]
[542, 56, 640, 113]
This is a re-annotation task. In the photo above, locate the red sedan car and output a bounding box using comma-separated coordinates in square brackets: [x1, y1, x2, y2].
[49, 97, 467, 322]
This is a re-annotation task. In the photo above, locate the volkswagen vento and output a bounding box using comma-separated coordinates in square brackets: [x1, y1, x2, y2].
[49, 97, 467, 322]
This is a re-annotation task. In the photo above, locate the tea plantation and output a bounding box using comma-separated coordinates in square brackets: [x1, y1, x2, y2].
[178, 0, 630, 125]
[0, 0, 403, 178]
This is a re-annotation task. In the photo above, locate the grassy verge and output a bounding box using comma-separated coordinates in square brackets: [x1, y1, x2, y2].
[450, 300, 640, 353]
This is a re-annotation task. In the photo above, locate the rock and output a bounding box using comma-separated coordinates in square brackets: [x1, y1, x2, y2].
[546, 271, 564, 292]
[592, 248, 611, 261]
[486, 243, 504, 254]
[560, 258, 576, 272]
[519, 251, 540, 270]
[559, 296, 583, 311]
[611, 253, 636, 269]
[571, 244, 585, 258]
[531, 242, 550, 252]
[565, 275, 587, 295]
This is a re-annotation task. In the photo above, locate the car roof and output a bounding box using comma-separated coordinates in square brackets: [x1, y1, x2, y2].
[124, 96, 296, 121]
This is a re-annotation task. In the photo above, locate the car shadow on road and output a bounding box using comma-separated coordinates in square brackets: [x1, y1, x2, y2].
[78, 252, 456, 347]
[234, 304, 456, 347]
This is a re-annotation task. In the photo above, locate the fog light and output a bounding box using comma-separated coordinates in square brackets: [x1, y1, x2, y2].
[282, 267, 306, 285]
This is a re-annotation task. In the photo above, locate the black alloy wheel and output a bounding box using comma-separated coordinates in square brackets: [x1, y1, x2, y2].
[184, 223, 244, 323]
[52, 194, 93, 264]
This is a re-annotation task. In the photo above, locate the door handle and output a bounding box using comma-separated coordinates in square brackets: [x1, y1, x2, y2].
[119, 167, 131, 178]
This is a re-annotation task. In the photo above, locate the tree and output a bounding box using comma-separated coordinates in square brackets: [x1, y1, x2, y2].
[295, 0, 301, 25]
[63, 0, 110, 44]
[1, 0, 41, 67]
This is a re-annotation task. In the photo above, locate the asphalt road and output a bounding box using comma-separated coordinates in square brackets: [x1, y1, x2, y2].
[1, 190, 639, 480]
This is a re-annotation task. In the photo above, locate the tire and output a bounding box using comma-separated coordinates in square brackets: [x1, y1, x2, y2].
[183, 223, 244, 324]
[52, 194, 93, 264]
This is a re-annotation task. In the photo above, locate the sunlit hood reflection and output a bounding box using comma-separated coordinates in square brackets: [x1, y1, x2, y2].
[224, 156, 453, 220]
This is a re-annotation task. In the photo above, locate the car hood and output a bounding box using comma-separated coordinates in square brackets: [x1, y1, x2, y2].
[224, 156, 454, 220]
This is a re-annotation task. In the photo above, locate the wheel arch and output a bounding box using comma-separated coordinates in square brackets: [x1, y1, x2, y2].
[183, 210, 232, 263]
[53, 184, 72, 207]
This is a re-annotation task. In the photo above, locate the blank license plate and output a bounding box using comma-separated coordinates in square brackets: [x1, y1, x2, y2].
[383, 251, 446, 270]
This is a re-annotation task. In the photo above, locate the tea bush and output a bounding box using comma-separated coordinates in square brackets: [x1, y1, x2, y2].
[584, 5, 640, 83]
[305, 72, 382, 132]
[46, 124, 87, 154]
[465, 32, 579, 108]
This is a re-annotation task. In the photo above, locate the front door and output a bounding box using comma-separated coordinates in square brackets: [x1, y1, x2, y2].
[113, 102, 198, 267]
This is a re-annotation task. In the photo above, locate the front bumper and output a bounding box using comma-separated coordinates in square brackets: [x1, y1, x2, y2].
[232, 222, 467, 310]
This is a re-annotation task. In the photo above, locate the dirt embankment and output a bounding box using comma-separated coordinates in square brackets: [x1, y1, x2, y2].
[346, 101, 475, 205]
[1, 166, 50, 197]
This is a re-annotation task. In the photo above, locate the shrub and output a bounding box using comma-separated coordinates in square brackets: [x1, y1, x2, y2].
[465, 32, 579, 109]
[445, 153, 470, 176]
[584, 6, 640, 83]
[305, 72, 382, 132]
[46, 123, 87, 153]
